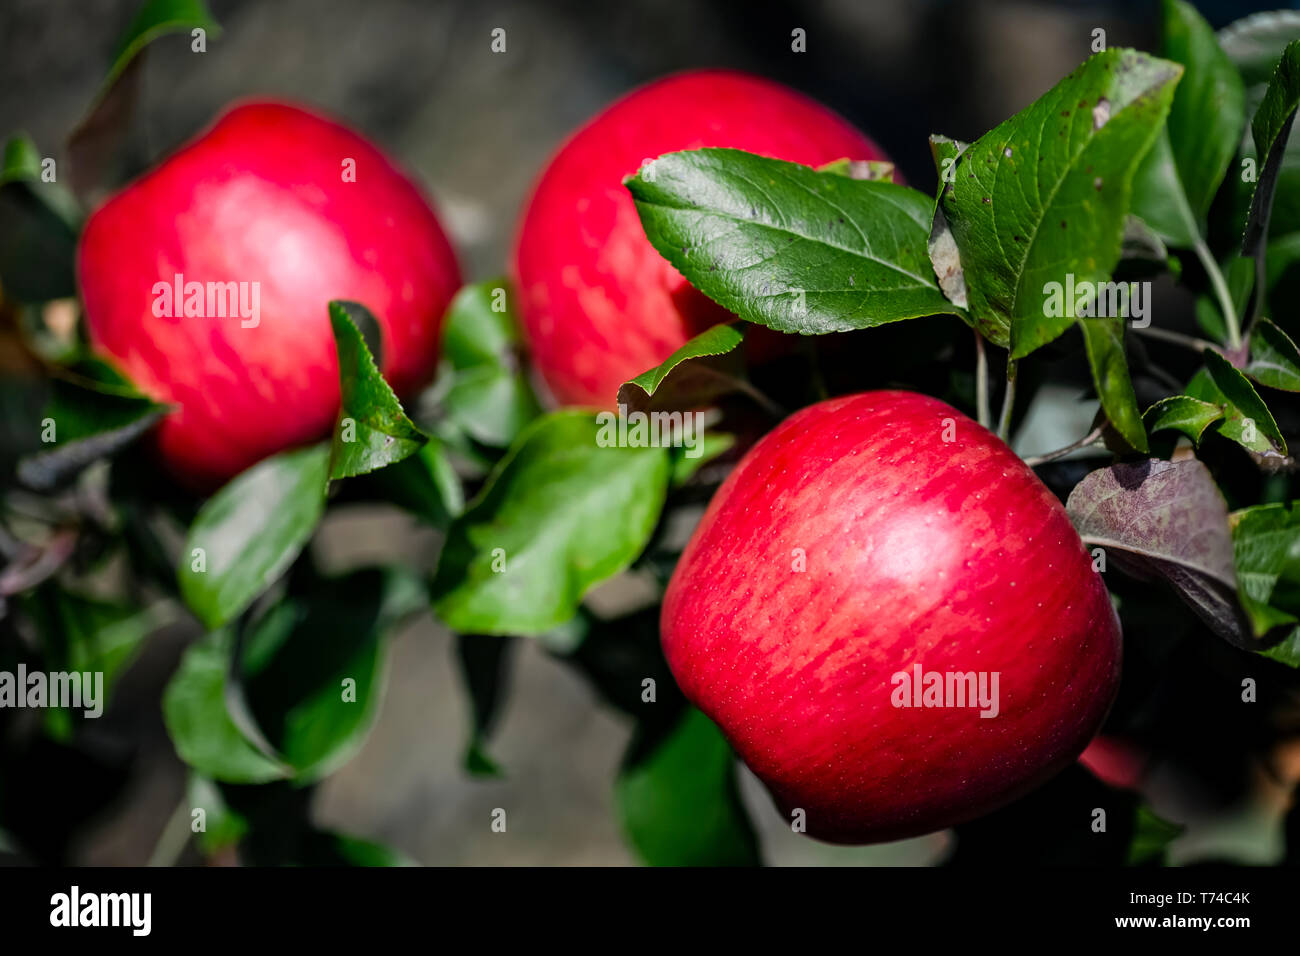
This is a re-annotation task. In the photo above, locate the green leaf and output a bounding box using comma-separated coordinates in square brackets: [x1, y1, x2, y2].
[1241, 39, 1300, 286]
[928, 134, 968, 184]
[161, 631, 290, 785]
[164, 569, 417, 784]
[626, 148, 960, 334]
[0, 135, 79, 303]
[939, 48, 1181, 355]
[20, 585, 172, 739]
[1220, 11, 1300, 87]
[328, 300, 427, 479]
[430, 411, 671, 635]
[1158, 0, 1247, 222]
[1078, 318, 1147, 452]
[354, 438, 462, 529]
[455, 634, 515, 777]
[1131, 131, 1200, 247]
[1186, 349, 1286, 456]
[186, 775, 249, 855]
[1244, 317, 1300, 390]
[1142, 394, 1224, 444]
[438, 280, 541, 447]
[1262, 629, 1300, 666]
[16, 358, 172, 492]
[617, 323, 745, 413]
[69, 0, 221, 200]
[1131, 0, 1246, 252]
[1126, 804, 1185, 865]
[102, 0, 220, 92]
[817, 158, 896, 181]
[178, 444, 330, 629]
[1, 135, 42, 184]
[309, 831, 417, 867]
[1230, 502, 1300, 649]
[239, 567, 413, 781]
[616, 708, 760, 867]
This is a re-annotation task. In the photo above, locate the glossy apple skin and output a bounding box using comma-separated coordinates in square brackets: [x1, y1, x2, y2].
[661, 390, 1122, 843]
[512, 70, 890, 408]
[78, 101, 461, 486]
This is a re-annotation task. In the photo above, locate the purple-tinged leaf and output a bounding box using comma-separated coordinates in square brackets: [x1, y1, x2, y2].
[1066, 458, 1252, 647]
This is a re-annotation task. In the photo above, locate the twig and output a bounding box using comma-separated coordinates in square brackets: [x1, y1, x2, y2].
[1022, 425, 1107, 467]
[147, 794, 193, 867]
[974, 330, 991, 429]
[1132, 325, 1217, 354]
[1193, 239, 1241, 350]
[996, 359, 1017, 441]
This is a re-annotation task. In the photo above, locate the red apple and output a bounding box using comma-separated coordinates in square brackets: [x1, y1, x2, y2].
[77, 101, 461, 486]
[512, 69, 890, 408]
[661, 390, 1122, 843]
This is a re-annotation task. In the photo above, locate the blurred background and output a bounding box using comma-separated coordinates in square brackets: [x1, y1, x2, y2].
[0, 0, 1293, 866]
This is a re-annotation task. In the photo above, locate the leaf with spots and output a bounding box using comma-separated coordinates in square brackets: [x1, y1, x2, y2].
[938, 48, 1181, 355]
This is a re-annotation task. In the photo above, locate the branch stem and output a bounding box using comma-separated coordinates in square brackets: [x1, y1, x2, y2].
[1132, 325, 1217, 354]
[1022, 425, 1107, 467]
[1194, 239, 1242, 350]
[974, 330, 991, 429]
[996, 359, 1017, 441]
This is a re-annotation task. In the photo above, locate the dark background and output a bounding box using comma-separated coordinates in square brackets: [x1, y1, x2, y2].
[0, 0, 1290, 865]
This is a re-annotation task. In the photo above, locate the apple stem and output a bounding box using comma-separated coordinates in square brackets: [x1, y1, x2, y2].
[974, 330, 991, 429]
[996, 360, 1017, 441]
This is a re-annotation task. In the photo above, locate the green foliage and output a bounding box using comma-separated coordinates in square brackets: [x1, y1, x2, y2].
[617, 323, 747, 414]
[437, 279, 541, 447]
[178, 445, 331, 630]
[1133, 0, 1245, 245]
[13, 1, 1300, 869]
[328, 300, 427, 479]
[616, 708, 760, 866]
[430, 411, 671, 635]
[939, 49, 1180, 355]
[1187, 350, 1286, 456]
[16, 358, 172, 491]
[627, 148, 958, 334]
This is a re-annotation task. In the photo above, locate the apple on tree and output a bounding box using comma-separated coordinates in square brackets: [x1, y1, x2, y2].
[77, 101, 461, 487]
[512, 69, 891, 407]
[661, 390, 1122, 843]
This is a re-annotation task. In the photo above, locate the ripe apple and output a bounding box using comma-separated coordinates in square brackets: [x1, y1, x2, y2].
[661, 390, 1122, 843]
[512, 69, 890, 408]
[77, 101, 461, 486]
